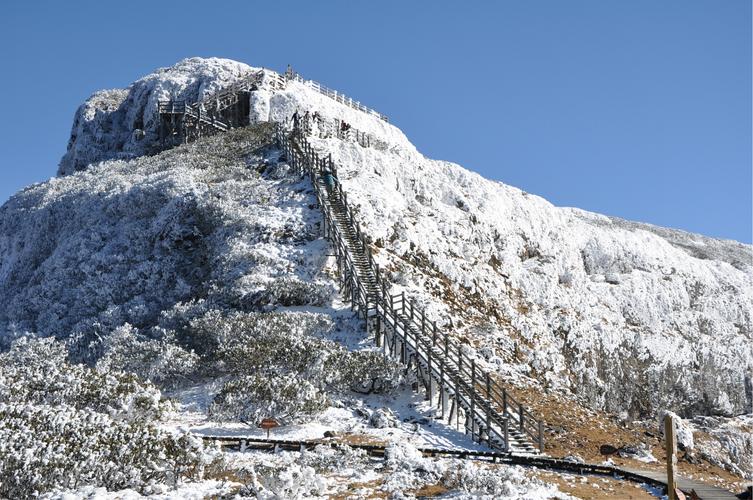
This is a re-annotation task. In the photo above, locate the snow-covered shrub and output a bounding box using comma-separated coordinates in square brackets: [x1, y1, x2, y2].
[185, 309, 333, 359]
[242, 461, 326, 499]
[0, 337, 206, 497]
[298, 444, 369, 473]
[382, 442, 447, 493]
[265, 276, 333, 307]
[442, 460, 556, 498]
[0, 403, 205, 498]
[339, 350, 404, 394]
[209, 373, 328, 424]
[369, 407, 400, 428]
[97, 324, 198, 386]
[0, 337, 167, 422]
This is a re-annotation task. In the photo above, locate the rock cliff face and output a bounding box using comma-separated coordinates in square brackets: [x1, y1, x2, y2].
[45, 57, 753, 420]
[58, 58, 255, 175]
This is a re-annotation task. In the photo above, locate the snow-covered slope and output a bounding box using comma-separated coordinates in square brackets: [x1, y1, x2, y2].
[44, 56, 753, 419]
[2, 58, 752, 488]
[316, 134, 752, 419]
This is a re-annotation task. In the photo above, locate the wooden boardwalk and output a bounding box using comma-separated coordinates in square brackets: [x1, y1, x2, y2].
[620, 466, 741, 500]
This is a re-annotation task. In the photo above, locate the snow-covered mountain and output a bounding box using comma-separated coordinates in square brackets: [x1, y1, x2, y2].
[0, 57, 751, 495]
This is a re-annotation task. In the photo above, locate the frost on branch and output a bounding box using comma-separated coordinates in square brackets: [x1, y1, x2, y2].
[0, 337, 208, 497]
[209, 373, 329, 424]
[185, 310, 403, 422]
[96, 324, 199, 387]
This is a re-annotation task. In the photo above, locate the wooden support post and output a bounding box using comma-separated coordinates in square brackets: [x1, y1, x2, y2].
[665, 414, 678, 500]
[427, 343, 433, 403]
[519, 404, 525, 433]
[440, 360, 446, 419]
[504, 418, 509, 452]
[470, 360, 476, 441]
[538, 420, 544, 453]
[375, 314, 381, 348]
[485, 373, 491, 445]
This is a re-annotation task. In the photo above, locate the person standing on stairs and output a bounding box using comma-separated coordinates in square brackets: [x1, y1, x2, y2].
[321, 167, 338, 192]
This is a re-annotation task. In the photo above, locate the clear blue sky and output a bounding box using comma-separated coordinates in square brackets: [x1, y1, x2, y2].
[1, 0, 750, 242]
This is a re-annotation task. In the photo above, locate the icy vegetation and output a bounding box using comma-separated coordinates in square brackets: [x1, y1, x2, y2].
[0, 338, 209, 497]
[59, 58, 256, 175]
[1, 57, 751, 493]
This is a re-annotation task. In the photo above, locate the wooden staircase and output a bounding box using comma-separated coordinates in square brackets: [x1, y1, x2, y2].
[278, 126, 546, 455]
[152, 68, 546, 454]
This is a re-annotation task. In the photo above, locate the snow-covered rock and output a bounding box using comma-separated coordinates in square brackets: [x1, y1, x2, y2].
[59, 57, 256, 175]
[659, 410, 695, 450]
[369, 407, 400, 428]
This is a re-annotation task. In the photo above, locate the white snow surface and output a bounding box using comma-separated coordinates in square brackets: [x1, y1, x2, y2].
[1, 57, 752, 494]
[34, 56, 753, 419]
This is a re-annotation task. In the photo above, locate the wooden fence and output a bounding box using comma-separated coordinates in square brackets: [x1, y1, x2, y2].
[275, 124, 544, 453]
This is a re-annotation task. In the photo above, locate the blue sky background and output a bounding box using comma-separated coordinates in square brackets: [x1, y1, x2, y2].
[1, 0, 750, 242]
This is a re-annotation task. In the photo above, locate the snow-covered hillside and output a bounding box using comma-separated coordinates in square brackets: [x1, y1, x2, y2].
[241, 62, 752, 420]
[2, 57, 751, 494]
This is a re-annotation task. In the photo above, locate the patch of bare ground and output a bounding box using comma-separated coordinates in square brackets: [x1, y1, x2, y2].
[501, 385, 749, 493]
[411, 482, 449, 497]
[329, 432, 388, 448]
[530, 469, 658, 499]
[328, 477, 387, 499]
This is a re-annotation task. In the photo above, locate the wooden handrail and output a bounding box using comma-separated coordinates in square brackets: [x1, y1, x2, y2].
[275, 123, 545, 453]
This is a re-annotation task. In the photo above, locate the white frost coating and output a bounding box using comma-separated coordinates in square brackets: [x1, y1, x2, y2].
[252, 75, 417, 154]
[59, 57, 257, 175]
[321, 129, 752, 417]
[18, 56, 753, 440]
[659, 411, 695, 450]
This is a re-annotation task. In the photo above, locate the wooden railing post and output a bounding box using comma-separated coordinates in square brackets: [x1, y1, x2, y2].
[470, 360, 476, 442]
[485, 372, 492, 446]
[519, 403, 525, 433]
[504, 418, 509, 452]
[538, 420, 544, 453]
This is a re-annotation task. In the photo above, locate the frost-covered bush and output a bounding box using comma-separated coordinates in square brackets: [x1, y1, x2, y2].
[0, 337, 166, 422]
[210, 312, 337, 374]
[184, 309, 332, 358]
[265, 277, 333, 307]
[190, 310, 402, 395]
[239, 461, 326, 500]
[189, 310, 402, 422]
[97, 324, 198, 386]
[298, 444, 369, 472]
[209, 373, 328, 424]
[338, 350, 404, 394]
[0, 403, 206, 498]
[0, 337, 207, 497]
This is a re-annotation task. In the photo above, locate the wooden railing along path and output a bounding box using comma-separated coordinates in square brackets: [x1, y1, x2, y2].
[155, 67, 544, 452]
[158, 66, 387, 145]
[276, 124, 544, 453]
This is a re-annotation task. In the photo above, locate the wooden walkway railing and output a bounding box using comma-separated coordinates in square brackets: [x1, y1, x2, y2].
[285, 67, 389, 122]
[157, 66, 388, 145]
[275, 124, 545, 454]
